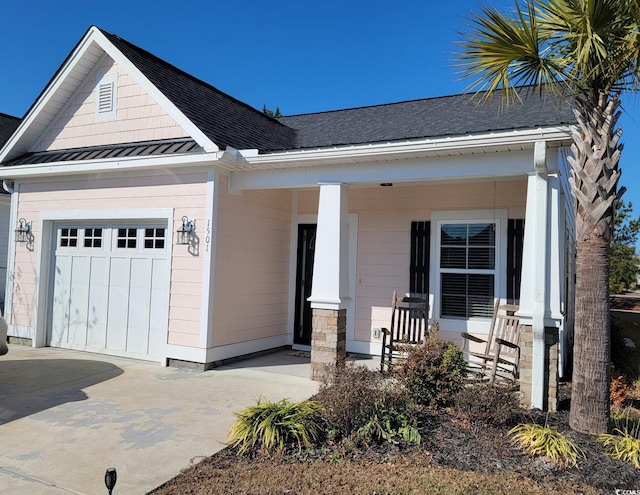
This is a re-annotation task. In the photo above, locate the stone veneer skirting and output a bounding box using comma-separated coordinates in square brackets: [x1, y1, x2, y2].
[310, 308, 347, 381]
[519, 325, 559, 411]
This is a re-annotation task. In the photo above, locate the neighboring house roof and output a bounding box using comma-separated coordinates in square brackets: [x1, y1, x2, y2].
[0, 113, 20, 148]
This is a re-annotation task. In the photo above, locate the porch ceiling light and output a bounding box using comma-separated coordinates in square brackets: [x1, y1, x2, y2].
[15, 218, 31, 243]
[176, 216, 195, 245]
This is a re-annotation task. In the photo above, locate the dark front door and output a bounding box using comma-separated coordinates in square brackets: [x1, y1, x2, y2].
[294, 224, 316, 345]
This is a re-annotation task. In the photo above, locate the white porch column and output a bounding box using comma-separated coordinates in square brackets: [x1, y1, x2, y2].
[308, 183, 351, 380]
[308, 183, 351, 309]
[519, 141, 550, 410]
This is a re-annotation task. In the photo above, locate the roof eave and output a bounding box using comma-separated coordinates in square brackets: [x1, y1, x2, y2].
[221, 126, 574, 171]
[0, 150, 218, 179]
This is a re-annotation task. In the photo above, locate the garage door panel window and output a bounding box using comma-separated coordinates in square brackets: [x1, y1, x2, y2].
[60, 228, 78, 248]
[117, 228, 137, 249]
[84, 228, 103, 248]
[144, 228, 165, 250]
[439, 222, 496, 319]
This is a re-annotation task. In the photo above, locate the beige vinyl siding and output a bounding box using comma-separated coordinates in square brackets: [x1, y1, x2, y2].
[299, 179, 527, 344]
[213, 175, 292, 347]
[11, 172, 207, 349]
[37, 56, 188, 152]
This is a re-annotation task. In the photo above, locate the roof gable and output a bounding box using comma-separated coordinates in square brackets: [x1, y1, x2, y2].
[32, 53, 190, 152]
[0, 26, 221, 163]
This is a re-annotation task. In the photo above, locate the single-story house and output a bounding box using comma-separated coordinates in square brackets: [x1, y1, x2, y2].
[0, 26, 576, 410]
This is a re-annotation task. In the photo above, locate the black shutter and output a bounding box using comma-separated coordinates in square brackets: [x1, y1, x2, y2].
[410, 221, 430, 296]
[507, 219, 524, 304]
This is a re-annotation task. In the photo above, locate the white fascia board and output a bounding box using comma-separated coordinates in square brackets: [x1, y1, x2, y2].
[93, 30, 218, 153]
[0, 151, 219, 179]
[230, 148, 536, 190]
[231, 127, 573, 170]
[0, 28, 103, 163]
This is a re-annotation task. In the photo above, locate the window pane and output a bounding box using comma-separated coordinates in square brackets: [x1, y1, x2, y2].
[468, 247, 495, 269]
[468, 297, 494, 318]
[440, 247, 466, 269]
[441, 224, 467, 245]
[468, 223, 495, 246]
[441, 273, 494, 318]
[468, 274, 494, 296]
[442, 295, 467, 317]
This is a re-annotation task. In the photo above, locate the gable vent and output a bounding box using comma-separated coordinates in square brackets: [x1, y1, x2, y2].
[98, 81, 114, 113]
[95, 73, 118, 122]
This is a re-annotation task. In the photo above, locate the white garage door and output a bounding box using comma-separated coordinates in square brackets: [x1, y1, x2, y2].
[49, 224, 170, 361]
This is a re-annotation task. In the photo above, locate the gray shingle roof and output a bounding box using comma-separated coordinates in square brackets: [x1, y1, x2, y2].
[0, 113, 20, 148]
[100, 29, 297, 153]
[278, 88, 575, 150]
[101, 29, 575, 154]
[2, 27, 576, 169]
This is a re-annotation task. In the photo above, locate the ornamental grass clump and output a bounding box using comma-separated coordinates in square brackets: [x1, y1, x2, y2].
[227, 398, 324, 455]
[598, 429, 640, 469]
[599, 409, 640, 469]
[509, 423, 585, 468]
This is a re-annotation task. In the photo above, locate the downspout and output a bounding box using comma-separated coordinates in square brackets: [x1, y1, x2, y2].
[532, 141, 548, 409]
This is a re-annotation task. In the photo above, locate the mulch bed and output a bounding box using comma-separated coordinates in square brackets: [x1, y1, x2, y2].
[149, 407, 639, 495]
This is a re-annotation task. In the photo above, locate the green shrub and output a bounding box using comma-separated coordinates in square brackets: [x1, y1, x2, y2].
[509, 423, 585, 467]
[227, 398, 324, 455]
[357, 396, 421, 445]
[315, 363, 416, 441]
[395, 339, 467, 407]
[454, 382, 519, 426]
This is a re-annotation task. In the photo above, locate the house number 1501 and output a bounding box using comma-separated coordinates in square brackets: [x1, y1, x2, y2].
[205, 219, 211, 252]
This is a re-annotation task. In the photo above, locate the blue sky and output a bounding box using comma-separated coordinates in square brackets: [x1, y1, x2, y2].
[2, 0, 640, 229]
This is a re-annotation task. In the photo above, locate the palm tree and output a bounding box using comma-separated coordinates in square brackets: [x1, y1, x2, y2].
[454, 0, 640, 434]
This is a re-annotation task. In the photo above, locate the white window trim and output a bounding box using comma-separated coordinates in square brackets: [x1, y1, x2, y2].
[430, 209, 508, 334]
[95, 73, 118, 122]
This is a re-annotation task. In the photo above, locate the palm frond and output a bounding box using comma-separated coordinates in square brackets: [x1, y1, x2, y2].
[454, 0, 640, 103]
[453, 0, 566, 102]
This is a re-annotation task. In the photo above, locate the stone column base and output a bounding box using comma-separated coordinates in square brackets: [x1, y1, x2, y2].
[310, 308, 346, 382]
[519, 325, 559, 411]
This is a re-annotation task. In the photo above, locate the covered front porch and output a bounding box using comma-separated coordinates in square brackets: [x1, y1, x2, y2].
[219, 136, 574, 411]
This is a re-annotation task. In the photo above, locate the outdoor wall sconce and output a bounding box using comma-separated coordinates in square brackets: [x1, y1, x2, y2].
[15, 218, 31, 243]
[176, 216, 195, 245]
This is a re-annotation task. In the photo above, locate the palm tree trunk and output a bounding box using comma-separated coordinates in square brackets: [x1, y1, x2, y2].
[569, 239, 610, 433]
[568, 92, 624, 434]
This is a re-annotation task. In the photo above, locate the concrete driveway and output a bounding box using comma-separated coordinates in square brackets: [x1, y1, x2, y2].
[0, 346, 321, 494]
